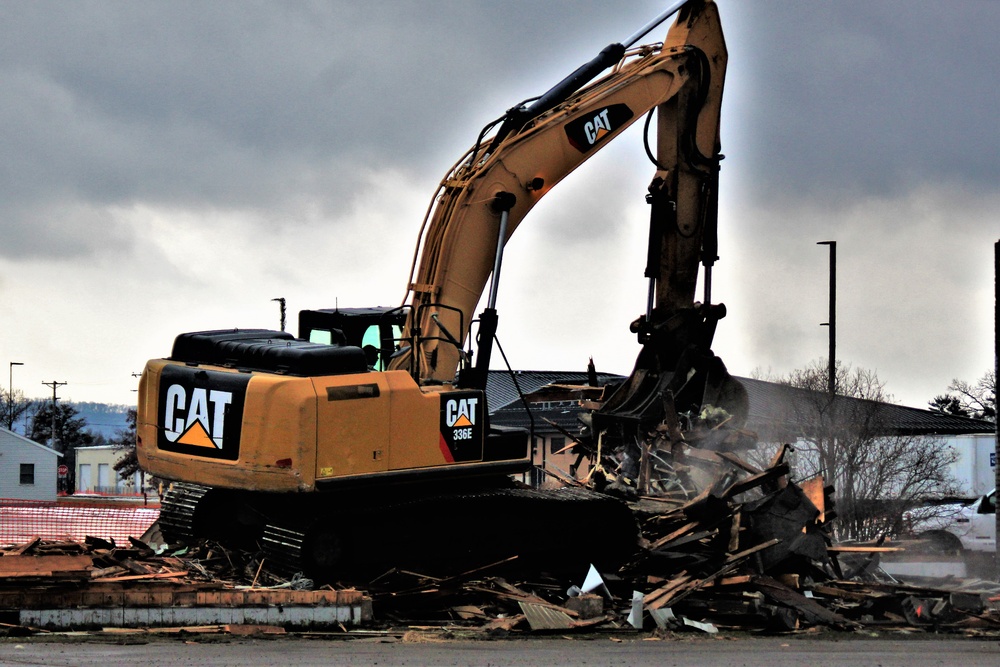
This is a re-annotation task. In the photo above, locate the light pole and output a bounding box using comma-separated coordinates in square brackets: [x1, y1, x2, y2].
[817, 241, 836, 396]
[7, 362, 23, 431]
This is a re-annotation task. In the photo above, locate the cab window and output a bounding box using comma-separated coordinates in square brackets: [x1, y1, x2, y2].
[361, 325, 402, 371]
[308, 329, 333, 345]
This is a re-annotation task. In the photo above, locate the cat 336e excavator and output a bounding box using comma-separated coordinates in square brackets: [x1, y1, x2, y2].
[136, 0, 744, 579]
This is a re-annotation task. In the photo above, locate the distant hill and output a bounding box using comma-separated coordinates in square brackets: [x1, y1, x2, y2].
[70, 402, 132, 439]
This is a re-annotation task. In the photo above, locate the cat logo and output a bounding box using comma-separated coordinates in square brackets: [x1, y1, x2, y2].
[164, 385, 233, 449]
[157, 365, 249, 461]
[445, 397, 478, 428]
[564, 103, 635, 154]
[583, 108, 613, 145]
[439, 392, 484, 463]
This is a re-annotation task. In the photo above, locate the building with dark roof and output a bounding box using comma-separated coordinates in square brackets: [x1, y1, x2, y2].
[486, 371, 996, 494]
[738, 377, 994, 441]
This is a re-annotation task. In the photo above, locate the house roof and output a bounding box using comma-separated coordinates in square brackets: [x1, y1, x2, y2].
[739, 377, 994, 439]
[0, 427, 63, 458]
[485, 371, 995, 439]
[485, 370, 622, 413]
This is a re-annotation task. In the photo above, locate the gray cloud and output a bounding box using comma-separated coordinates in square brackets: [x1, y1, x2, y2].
[1, 1, 996, 407]
[731, 2, 1000, 203]
[0, 0, 674, 259]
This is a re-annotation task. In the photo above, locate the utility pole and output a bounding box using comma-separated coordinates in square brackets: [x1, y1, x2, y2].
[7, 361, 23, 431]
[41, 381, 67, 451]
[994, 240, 999, 581]
[817, 241, 837, 395]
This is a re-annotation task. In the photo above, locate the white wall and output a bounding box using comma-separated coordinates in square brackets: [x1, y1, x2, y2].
[946, 433, 997, 497]
[0, 428, 60, 501]
[75, 445, 155, 495]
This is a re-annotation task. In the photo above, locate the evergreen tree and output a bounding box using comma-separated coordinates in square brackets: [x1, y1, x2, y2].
[29, 402, 94, 493]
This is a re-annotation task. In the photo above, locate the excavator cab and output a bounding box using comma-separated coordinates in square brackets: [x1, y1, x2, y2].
[299, 307, 406, 371]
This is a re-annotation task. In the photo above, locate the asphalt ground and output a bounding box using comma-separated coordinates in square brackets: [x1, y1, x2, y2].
[1, 635, 999, 667]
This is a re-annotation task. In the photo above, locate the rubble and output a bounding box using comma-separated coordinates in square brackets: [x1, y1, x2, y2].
[2, 447, 998, 638]
[0, 537, 371, 633]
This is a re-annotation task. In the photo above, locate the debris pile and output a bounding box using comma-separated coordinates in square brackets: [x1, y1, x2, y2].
[2, 446, 998, 636]
[363, 445, 1000, 636]
[0, 536, 370, 634]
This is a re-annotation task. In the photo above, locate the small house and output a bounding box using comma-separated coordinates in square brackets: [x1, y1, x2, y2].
[0, 427, 62, 501]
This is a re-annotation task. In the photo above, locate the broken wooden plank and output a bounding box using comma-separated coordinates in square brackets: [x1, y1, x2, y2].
[720, 464, 790, 499]
[0, 554, 94, 577]
[752, 575, 858, 629]
[92, 570, 189, 583]
[7, 537, 42, 556]
[647, 521, 701, 551]
[467, 584, 580, 618]
[715, 451, 762, 476]
[89, 565, 129, 579]
[644, 573, 693, 610]
[724, 538, 780, 563]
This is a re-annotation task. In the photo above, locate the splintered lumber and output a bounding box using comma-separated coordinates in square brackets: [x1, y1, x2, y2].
[645, 561, 743, 612]
[752, 575, 857, 629]
[466, 580, 580, 618]
[648, 522, 701, 551]
[644, 573, 694, 610]
[809, 584, 890, 601]
[720, 463, 790, 499]
[651, 529, 717, 552]
[92, 570, 189, 583]
[715, 452, 762, 476]
[7, 537, 42, 556]
[724, 538, 780, 564]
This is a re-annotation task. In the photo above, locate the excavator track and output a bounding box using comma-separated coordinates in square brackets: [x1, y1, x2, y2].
[158, 480, 637, 583]
[257, 486, 637, 582]
[158, 482, 211, 544]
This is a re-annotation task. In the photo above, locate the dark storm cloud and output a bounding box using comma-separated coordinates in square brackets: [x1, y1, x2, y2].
[731, 1, 1000, 202]
[0, 0, 668, 259]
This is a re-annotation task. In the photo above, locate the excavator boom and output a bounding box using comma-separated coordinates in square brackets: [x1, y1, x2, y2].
[391, 0, 727, 388]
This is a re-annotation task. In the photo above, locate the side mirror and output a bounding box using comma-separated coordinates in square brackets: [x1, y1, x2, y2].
[978, 493, 996, 514]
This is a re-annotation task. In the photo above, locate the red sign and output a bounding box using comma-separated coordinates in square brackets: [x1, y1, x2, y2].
[57, 465, 69, 476]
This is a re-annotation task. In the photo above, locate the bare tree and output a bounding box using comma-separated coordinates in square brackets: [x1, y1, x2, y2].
[934, 370, 997, 422]
[759, 360, 959, 542]
[0, 388, 34, 433]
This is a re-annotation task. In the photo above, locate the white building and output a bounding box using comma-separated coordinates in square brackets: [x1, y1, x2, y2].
[75, 445, 155, 495]
[0, 427, 62, 501]
[942, 433, 996, 497]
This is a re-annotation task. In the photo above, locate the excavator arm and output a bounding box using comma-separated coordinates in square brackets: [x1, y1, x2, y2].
[389, 0, 727, 391]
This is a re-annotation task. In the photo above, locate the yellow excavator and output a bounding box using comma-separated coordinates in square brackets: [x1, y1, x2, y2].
[136, 0, 740, 579]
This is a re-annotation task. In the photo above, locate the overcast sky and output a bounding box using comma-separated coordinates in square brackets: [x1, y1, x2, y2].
[1, 1, 997, 410]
